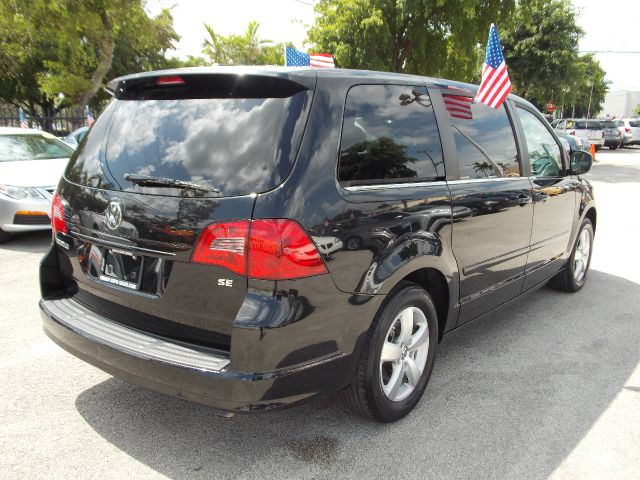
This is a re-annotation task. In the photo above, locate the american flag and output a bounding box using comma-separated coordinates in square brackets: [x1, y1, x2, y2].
[85, 106, 95, 127]
[443, 95, 474, 120]
[285, 46, 335, 68]
[310, 52, 335, 68]
[476, 24, 512, 109]
[18, 108, 28, 129]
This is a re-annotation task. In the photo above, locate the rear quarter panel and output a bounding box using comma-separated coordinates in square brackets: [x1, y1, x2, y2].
[253, 75, 460, 337]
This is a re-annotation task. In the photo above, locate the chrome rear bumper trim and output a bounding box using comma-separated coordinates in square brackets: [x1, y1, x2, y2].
[41, 297, 230, 372]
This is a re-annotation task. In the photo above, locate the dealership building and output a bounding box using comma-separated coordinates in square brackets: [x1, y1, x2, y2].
[601, 88, 640, 118]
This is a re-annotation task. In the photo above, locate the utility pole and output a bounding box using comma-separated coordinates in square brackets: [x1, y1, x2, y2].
[587, 81, 594, 120]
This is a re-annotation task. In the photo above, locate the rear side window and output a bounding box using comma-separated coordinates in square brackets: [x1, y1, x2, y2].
[575, 120, 602, 129]
[65, 75, 312, 197]
[443, 94, 520, 179]
[630, 120, 640, 127]
[338, 85, 444, 187]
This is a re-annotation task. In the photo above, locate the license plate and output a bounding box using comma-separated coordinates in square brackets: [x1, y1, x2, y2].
[98, 248, 143, 290]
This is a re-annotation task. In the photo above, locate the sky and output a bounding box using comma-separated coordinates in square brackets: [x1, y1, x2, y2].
[148, 0, 640, 92]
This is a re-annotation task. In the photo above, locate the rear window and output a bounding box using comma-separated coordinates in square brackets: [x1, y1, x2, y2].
[0, 134, 73, 162]
[338, 84, 444, 187]
[630, 120, 640, 127]
[65, 75, 313, 197]
[574, 120, 602, 129]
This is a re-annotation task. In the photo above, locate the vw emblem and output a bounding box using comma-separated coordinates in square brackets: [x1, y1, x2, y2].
[105, 201, 123, 230]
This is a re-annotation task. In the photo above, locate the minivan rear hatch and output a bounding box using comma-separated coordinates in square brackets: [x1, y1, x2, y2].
[54, 69, 315, 351]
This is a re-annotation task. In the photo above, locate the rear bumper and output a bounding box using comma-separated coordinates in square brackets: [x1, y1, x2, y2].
[583, 138, 605, 147]
[40, 296, 351, 412]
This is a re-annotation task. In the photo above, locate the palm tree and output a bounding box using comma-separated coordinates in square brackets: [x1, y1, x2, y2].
[202, 21, 272, 65]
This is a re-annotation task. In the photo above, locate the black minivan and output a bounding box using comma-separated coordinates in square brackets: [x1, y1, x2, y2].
[40, 67, 596, 422]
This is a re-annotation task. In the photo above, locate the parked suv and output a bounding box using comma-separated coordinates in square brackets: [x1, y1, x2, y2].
[619, 118, 640, 145]
[40, 67, 596, 422]
[601, 120, 622, 149]
[553, 118, 605, 150]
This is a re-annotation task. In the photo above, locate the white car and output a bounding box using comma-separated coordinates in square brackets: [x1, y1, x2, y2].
[618, 118, 640, 146]
[311, 235, 344, 257]
[0, 128, 74, 242]
[553, 118, 605, 149]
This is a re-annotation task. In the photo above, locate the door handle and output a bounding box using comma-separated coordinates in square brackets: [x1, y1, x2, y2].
[515, 194, 532, 205]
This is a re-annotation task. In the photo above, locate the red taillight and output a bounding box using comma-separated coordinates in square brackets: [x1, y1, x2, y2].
[51, 192, 67, 234]
[192, 221, 249, 275]
[155, 76, 185, 86]
[191, 219, 328, 280]
[626, 127, 631, 133]
[249, 219, 328, 280]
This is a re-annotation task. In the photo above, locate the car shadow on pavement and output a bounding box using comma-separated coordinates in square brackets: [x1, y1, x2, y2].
[74, 269, 640, 480]
[0, 231, 51, 254]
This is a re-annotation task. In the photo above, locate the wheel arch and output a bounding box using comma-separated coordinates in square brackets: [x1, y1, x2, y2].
[403, 268, 450, 342]
[584, 206, 597, 232]
[380, 262, 458, 343]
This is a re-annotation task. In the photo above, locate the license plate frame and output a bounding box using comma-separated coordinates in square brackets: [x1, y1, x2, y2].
[98, 248, 144, 291]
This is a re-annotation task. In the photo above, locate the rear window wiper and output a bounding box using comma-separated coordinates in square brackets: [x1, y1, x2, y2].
[124, 174, 220, 194]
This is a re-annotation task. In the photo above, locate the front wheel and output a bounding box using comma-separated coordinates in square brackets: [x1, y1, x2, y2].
[0, 228, 10, 244]
[343, 282, 438, 422]
[550, 218, 594, 292]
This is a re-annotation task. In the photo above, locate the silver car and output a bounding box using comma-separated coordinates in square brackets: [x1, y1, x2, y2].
[553, 118, 605, 149]
[0, 128, 74, 242]
[619, 118, 640, 146]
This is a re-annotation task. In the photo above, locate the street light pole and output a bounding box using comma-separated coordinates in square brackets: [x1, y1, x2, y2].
[587, 81, 594, 120]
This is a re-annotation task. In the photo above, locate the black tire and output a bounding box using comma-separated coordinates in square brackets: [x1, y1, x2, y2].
[610, 144, 618, 150]
[345, 236, 362, 251]
[0, 228, 10, 244]
[343, 282, 438, 422]
[550, 218, 594, 292]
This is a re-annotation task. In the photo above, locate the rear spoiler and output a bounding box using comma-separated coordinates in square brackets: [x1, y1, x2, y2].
[106, 67, 317, 99]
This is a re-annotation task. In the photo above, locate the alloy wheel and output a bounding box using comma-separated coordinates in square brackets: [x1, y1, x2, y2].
[573, 227, 591, 283]
[379, 306, 430, 402]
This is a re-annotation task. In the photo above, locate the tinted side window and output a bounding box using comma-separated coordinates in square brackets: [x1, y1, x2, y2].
[516, 107, 564, 177]
[443, 94, 520, 179]
[338, 85, 444, 186]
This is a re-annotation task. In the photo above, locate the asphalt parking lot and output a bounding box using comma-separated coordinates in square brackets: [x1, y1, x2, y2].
[1, 147, 639, 480]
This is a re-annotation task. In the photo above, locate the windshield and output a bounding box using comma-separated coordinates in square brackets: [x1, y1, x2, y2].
[602, 121, 617, 128]
[66, 79, 313, 197]
[0, 134, 74, 162]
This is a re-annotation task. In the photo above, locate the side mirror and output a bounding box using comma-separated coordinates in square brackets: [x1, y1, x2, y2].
[570, 150, 593, 175]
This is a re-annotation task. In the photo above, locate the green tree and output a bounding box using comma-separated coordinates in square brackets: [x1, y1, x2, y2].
[306, 0, 515, 80]
[633, 104, 640, 116]
[202, 21, 290, 66]
[501, 0, 607, 116]
[340, 137, 417, 181]
[562, 54, 607, 117]
[0, 0, 178, 131]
